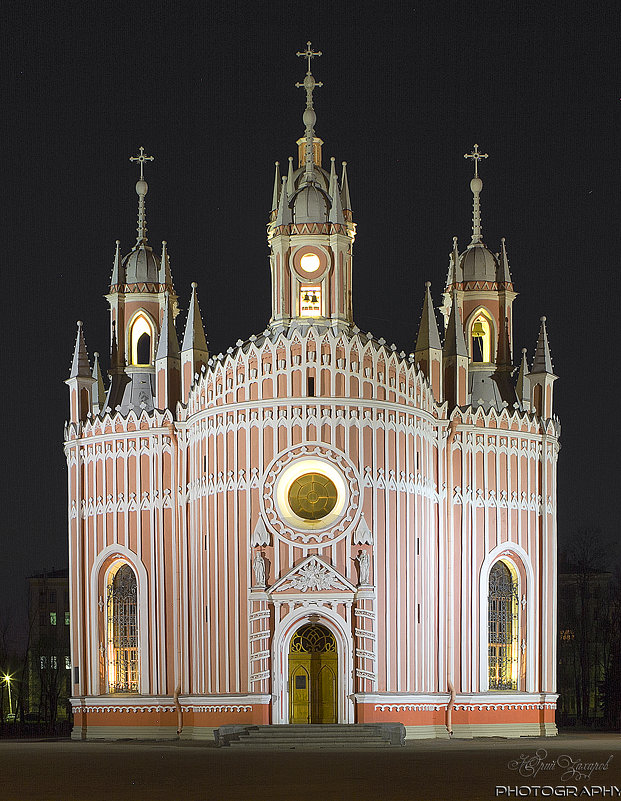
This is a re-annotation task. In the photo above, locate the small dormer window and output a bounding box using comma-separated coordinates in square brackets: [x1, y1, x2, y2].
[129, 313, 153, 366]
[471, 312, 493, 363]
[300, 286, 321, 318]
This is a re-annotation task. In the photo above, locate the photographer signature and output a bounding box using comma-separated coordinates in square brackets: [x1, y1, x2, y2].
[508, 749, 613, 782]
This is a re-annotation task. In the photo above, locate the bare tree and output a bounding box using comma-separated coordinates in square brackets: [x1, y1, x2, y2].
[558, 528, 611, 725]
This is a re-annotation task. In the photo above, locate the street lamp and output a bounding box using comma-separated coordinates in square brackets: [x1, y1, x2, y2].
[3, 674, 13, 717]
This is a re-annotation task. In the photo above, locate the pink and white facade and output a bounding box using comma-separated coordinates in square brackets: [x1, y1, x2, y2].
[65, 48, 559, 740]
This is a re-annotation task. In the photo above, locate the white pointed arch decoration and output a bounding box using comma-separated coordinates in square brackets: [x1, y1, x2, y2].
[271, 603, 354, 724]
[127, 309, 157, 366]
[89, 543, 150, 695]
[479, 542, 535, 693]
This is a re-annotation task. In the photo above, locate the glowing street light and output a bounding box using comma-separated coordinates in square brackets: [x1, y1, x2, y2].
[3, 674, 13, 717]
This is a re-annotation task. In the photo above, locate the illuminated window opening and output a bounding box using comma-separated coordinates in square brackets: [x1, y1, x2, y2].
[129, 313, 153, 366]
[471, 311, 493, 363]
[488, 560, 519, 690]
[300, 286, 322, 318]
[300, 252, 321, 273]
[107, 564, 139, 693]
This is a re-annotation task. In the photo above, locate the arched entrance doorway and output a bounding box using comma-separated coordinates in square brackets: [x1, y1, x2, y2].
[288, 623, 337, 724]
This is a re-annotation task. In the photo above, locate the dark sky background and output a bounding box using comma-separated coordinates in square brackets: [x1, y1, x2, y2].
[1, 0, 619, 642]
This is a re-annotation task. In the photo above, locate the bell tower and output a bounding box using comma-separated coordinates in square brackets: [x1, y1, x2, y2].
[440, 146, 518, 410]
[267, 43, 356, 334]
[105, 148, 179, 414]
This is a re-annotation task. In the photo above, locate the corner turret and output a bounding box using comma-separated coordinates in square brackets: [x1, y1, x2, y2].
[65, 321, 95, 424]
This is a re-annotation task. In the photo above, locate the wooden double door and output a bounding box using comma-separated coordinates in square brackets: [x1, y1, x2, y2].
[288, 624, 338, 724]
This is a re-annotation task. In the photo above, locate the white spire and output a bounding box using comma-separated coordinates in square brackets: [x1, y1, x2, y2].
[271, 161, 281, 212]
[464, 144, 488, 245]
[69, 321, 90, 378]
[287, 156, 295, 194]
[129, 146, 154, 245]
[295, 42, 323, 185]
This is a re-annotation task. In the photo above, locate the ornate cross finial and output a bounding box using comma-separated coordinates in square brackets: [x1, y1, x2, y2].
[294, 43, 323, 184]
[296, 41, 322, 74]
[464, 144, 488, 178]
[130, 146, 154, 180]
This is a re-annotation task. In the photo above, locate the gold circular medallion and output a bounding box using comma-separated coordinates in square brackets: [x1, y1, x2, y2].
[288, 473, 338, 521]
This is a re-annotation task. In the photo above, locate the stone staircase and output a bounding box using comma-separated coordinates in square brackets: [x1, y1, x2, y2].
[214, 723, 405, 750]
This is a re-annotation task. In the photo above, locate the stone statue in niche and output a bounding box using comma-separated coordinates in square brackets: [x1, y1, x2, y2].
[253, 551, 266, 588]
[356, 549, 370, 586]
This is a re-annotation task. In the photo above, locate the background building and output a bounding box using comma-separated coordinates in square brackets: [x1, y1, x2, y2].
[27, 569, 71, 723]
[65, 48, 559, 740]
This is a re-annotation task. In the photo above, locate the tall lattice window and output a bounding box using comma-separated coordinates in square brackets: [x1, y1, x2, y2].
[107, 564, 139, 693]
[488, 561, 519, 690]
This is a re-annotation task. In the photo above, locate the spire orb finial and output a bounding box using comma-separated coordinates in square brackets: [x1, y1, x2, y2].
[295, 43, 323, 184]
[465, 144, 488, 245]
[130, 146, 154, 244]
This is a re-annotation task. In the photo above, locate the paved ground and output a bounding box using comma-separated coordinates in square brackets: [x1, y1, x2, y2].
[0, 733, 619, 801]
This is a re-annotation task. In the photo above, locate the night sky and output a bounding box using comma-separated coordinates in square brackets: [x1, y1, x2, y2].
[1, 0, 619, 640]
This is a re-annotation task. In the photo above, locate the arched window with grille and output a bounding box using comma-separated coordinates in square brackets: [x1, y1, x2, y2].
[107, 564, 139, 693]
[488, 560, 519, 690]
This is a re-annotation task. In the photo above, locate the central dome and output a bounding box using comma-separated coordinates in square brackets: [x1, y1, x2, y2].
[460, 244, 498, 282]
[292, 184, 329, 224]
[123, 244, 160, 284]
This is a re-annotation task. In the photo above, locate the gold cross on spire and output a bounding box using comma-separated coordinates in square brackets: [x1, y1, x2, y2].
[296, 41, 322, 74]
[464, 144, 488, 178]
[130, 146, 154, 180]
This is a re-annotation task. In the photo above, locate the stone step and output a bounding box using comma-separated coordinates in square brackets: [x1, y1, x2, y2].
[232, 735, 388, 743]
[215, 723, 405, 748]
[231, 740, 392, 751]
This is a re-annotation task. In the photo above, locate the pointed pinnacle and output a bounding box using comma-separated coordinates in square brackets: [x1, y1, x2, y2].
[443, 293, 468, 358]
[340, 161, 352, 212]
[275, 176, 292, 226]
[111, 239, 123, 286]
[159, 240, 173, 288]
[498, 237, 512, 283]
[415, 283, 442, 352]
[287, 156, 295, 195]
[329, 161, 344, 224]
[271, 161, 281, 212]
[92, 351, 106, 406]
[182, 282, 209, 355]
[531, 316, 554, 374]
[156, 293, 180, 361]
[69, 321, 91, 378]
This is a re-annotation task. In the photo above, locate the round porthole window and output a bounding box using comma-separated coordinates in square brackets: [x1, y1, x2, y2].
[288, 473, 338, 520]
[274, 457, 348, 532]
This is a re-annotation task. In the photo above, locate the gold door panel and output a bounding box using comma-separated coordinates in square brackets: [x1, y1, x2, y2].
[289, 624, 338, 724]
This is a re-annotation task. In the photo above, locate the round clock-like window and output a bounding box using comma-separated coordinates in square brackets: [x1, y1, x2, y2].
[288, 473, 338, 520]
[292, 246, 327, 280]
[299, 252, 321, 273]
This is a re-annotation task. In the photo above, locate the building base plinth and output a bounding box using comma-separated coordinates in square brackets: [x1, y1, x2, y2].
[70, 695, 271, 741]
[355, 693, 558, 739]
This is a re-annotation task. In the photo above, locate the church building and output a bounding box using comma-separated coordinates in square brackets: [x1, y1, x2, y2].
[65, 45, 559, 740]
